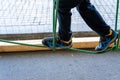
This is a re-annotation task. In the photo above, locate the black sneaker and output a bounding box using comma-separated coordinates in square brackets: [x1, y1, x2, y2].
[95, 29, 118, 52]
[42, 37, 72, 49]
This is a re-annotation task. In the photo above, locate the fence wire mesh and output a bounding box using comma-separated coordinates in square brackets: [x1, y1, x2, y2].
[0, 0, 119, 40]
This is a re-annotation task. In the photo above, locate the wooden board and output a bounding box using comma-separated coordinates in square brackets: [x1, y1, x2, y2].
[0, 37, 119, 52]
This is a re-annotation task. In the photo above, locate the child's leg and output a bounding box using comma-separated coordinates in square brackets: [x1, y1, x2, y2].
[56, 0, 81, 41]
[76, 0, 110, 37]
[76, 0, 118, 52]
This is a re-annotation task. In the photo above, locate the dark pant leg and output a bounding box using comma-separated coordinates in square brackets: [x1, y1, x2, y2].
[56, 0, 81, 41]
[76, 0, 110, 37]
[58, 7, 72, 41]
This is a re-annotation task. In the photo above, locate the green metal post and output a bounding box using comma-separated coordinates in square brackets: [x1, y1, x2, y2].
[52, 0, 59, 51]
[114, 0, 120, 49]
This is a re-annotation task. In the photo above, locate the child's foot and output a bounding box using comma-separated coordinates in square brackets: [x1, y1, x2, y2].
[42, 37, 72, 49]
[95, 29, 118, 52]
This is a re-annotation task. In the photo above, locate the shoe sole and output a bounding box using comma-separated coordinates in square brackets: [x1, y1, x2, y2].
[96, 32, 118, 53]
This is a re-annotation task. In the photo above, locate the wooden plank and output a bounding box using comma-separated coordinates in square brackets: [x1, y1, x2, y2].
[0, 37, 119, 52]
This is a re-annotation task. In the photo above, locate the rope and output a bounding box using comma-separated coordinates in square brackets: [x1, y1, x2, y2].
[0, 39, 45, 48]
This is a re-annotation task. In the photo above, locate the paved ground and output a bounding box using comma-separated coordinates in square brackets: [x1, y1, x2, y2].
[0, 50, 120, 80]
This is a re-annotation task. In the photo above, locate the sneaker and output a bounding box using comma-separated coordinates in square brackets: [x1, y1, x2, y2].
[95, 29, 118, 52]
[42, 37, 72, 49]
